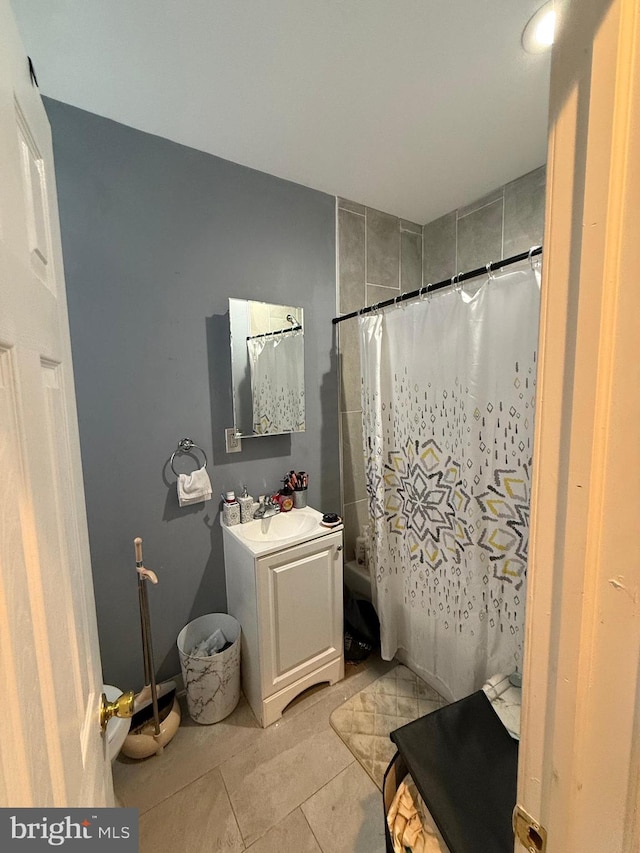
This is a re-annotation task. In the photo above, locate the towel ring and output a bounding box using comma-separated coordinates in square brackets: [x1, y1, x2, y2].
[170, 438, 208, 476]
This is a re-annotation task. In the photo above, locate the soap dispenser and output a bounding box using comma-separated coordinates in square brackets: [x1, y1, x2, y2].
[238, 485, 254, 524]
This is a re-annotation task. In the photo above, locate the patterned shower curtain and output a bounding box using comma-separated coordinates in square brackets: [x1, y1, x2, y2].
[359, 265, 541, 700]
[247, 331, 305, 434]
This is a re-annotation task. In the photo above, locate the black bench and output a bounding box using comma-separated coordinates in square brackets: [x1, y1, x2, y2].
[383, 690, 519, 853]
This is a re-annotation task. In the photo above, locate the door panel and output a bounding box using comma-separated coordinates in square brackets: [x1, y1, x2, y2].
[258, 532, 343, 697]
[0, 0, 110, 807]
[271, 549, 334, 674]
[15, 102, 54, 290]
[518, 0, 640, 849]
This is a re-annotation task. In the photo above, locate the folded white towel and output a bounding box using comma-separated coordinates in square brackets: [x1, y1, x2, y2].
[177, 466, 212, 507]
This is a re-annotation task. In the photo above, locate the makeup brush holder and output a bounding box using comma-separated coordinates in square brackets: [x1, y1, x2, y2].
[293, 489, 307, 508]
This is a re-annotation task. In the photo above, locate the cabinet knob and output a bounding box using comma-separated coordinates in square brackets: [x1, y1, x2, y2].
[336, 545, 343, 551]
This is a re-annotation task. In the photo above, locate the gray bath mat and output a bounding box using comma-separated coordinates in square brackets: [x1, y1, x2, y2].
[329, 664, 447, 789]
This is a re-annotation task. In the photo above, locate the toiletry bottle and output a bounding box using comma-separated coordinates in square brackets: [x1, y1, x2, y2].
[222, 490, 241, 526]
[355, 530, 366, 565]
[238, 485, 254, 524]
[362, 523, 371, 568]
[278, 486, 294, 512]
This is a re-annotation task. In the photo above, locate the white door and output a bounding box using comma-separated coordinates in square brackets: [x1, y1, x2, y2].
[0, 0, 111, 807]
[518, 0, 640, 849]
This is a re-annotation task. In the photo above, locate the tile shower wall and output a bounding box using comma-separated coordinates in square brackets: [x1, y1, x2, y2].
[337, 165, 545, 568]
[337, 201, 423, 561]
[423, 165, 546, 285]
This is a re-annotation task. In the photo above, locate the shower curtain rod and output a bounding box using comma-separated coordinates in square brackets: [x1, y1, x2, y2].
[331, 245, 542, 325]
[247, 324, 302, 341]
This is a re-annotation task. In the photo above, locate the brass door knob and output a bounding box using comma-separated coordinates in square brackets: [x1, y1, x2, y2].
[99, 690, 135, 733]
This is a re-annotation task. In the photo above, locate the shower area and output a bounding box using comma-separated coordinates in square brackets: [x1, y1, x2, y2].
[337, 165, 546, 701]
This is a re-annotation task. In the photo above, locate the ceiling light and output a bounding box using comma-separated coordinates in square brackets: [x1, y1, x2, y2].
[522, 2, 556, 54]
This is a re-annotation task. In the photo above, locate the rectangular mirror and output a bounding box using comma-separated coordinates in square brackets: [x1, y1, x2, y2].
[229, 298, 305, 437]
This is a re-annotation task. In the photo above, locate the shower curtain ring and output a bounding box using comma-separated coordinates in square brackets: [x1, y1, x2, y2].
[452, 273, 462, 293]
[486, 262, 495, 281]
[419, 284, 430, 302]
[528, 245, 542, 269]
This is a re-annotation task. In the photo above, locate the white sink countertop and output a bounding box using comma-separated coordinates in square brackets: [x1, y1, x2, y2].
[221, 505, 343, 557]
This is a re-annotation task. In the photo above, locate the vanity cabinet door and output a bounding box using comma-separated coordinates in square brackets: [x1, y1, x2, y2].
[257, 531, 343, 698]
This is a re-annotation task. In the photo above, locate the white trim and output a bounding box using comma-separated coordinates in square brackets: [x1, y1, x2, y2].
[518, 0, 640, 849]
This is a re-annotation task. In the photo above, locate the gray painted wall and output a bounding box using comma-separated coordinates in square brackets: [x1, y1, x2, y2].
[45, 98, 339, 691]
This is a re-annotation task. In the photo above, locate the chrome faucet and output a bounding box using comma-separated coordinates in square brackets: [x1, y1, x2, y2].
[253, 495, 281, 519]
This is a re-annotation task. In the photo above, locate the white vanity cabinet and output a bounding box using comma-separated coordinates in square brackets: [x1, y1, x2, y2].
[222, 509, 344, 727]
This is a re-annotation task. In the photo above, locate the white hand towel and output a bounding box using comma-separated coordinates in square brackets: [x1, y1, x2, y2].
[177, 466, 212, 507]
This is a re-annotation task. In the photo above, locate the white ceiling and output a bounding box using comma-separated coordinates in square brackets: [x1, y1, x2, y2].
[10, 0, 551, 224]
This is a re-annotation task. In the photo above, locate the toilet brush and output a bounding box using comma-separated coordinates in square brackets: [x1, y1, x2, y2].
[121, 537, 181, 759]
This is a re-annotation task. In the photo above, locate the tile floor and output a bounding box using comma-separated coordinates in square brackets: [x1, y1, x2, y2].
[113, 656, 395, 853]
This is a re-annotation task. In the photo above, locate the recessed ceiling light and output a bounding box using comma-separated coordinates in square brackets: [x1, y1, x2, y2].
[522, 1, 556, 54]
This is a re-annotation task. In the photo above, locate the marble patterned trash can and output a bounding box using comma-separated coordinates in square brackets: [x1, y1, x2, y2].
[177, 613, 241, 724]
